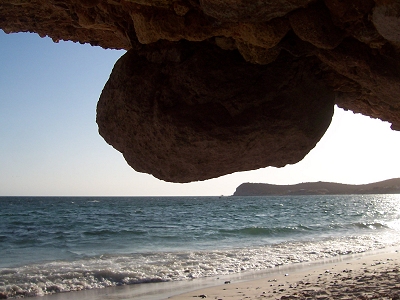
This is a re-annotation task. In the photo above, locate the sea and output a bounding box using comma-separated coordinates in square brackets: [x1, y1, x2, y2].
[1, 195, 400, 299]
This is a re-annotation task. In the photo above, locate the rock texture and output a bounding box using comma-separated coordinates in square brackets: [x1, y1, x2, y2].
[97, 41, 335, 182]
[2, 0, 400, 181]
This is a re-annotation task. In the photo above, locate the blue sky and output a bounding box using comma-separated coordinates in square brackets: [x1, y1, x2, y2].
[1, 30, 400, 196]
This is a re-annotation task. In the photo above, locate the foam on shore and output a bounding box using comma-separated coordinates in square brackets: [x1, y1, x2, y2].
[169, 247, 400, 300]
[35, 247, 400, 300]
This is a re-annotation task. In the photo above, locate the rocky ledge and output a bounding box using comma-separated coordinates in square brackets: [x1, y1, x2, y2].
[2, 0, 400, 182]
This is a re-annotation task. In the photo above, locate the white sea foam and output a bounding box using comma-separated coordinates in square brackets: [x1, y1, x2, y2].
[1, 232, 400, 298]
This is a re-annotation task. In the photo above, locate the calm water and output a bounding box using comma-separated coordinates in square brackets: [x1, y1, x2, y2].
[1, 195, 400, 298]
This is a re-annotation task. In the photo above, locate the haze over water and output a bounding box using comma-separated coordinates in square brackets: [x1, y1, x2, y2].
[1, 195, 400, 298]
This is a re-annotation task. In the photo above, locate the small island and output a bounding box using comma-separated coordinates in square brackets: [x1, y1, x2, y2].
[233, 178, 400, 196]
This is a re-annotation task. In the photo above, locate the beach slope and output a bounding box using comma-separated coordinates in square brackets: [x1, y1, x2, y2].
[168, 248, 400, 300]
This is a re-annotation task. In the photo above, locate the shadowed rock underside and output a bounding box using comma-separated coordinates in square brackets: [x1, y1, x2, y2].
[2, 0, 400, 182]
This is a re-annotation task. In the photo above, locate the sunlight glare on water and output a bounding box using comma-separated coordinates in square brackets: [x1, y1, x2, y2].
[369, 194, 400, 232]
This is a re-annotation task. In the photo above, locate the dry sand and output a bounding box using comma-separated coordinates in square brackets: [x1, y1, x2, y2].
[168, 248, 400, 300]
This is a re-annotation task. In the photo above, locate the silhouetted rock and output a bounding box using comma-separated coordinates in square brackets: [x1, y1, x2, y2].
[233, 178, 400, 196]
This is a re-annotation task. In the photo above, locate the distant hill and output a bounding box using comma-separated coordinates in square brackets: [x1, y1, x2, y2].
[233, 178, 400, 196]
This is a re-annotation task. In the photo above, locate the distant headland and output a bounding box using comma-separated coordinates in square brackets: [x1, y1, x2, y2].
[233, 178, 400, 196]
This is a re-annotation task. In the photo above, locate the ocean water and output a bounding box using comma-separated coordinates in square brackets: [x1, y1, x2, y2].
[1, 195, 400, 298]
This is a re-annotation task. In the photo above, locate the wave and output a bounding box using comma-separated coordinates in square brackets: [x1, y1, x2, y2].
[327, 221, 390, 231]
[219, 222, 390, 239]
[219, 225, 312, 236]
[83, 229, 146, 236]
[353, 222, 389, 230]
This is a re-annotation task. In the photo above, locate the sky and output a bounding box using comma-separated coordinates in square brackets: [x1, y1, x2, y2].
[1, 30, 400, 196]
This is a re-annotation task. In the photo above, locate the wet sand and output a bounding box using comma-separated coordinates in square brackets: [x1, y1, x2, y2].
[168, 248, 400, 300]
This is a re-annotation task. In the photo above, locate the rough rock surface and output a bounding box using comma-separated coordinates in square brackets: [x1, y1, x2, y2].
[97, 41, 335, 182]
[2, 0, 400, 181]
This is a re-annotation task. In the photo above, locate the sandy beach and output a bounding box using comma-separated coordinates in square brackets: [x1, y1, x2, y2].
[168, 247, 400, 300]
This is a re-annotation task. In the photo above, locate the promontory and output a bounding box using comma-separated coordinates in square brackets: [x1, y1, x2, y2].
[233, 178, 400, 196]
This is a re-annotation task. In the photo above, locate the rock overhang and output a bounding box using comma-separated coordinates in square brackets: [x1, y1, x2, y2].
[2, 0, 400, 182]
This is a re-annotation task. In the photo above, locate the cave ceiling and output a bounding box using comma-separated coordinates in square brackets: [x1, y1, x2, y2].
[1, 0, 400, 182]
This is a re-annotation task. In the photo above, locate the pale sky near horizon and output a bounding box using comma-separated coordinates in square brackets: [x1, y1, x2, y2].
[1, 30, 400, 196]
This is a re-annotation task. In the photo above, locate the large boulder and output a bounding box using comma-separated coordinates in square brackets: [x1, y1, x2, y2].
[97, 41, 335, 182]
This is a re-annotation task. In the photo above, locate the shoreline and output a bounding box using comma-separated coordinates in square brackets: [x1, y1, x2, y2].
[38, 246, 400, 300]
[168, 246, 400, 299]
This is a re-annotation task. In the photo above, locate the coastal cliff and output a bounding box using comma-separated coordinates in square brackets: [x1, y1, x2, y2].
[233, 178, 400, 196]
[2, 0, 400, 182]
